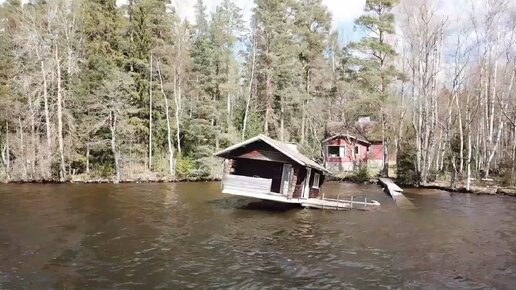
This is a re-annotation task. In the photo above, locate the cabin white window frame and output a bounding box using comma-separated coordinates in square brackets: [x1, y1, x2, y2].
[354, 145, 359, 155]
[313, 173, 320, 189]
[339, 145, 346, 157]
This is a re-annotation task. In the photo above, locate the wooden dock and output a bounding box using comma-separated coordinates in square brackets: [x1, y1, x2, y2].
[378, 178, 416, 209]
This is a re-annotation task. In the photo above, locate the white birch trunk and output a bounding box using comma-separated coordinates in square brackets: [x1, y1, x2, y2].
[110, 111, 120, 183]
[242, 27, 257, 140]
[157, 62, 175, 175]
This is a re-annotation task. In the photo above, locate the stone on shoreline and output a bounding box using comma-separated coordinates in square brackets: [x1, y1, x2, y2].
[496, 188, 516, 196]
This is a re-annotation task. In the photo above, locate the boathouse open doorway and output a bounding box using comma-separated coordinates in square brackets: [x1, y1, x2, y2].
[280, 164, 292, 196]
[231, 158, 284, 193]
[302, 168, 312, 199]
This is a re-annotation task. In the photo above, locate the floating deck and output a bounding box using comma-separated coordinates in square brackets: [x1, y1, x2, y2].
[223, 187, 380, 210]
[302, 197, 380, 210]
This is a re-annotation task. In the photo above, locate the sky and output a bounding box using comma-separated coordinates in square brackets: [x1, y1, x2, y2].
[171, 0, 366, 27]
[171, 0, 367, 43]
[0, 0, 367, 44]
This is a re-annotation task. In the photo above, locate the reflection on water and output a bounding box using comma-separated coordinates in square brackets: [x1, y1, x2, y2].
[0, 182, 515, 289]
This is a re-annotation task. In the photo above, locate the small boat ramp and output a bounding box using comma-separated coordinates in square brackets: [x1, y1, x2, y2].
[378, 178, 416, 209]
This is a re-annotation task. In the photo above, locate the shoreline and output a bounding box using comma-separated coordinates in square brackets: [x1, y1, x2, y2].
[1, 177, 221, 184]
[3, 176, 515, 197]
[327, 175, 516, 197]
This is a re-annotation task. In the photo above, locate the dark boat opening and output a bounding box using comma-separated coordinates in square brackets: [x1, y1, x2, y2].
[231, 158, 283, 193]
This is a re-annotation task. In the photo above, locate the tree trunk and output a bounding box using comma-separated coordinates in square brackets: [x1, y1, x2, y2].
[55, 43, 66, 182]
[226, 94, 231, 132]
[41, 60, 51, 160]
[148, 54, 153, 170]
[2, 121, 10, 181]
[512, 125, 516, 177]
[483, 58, 514, 178]
[158, 61, 175, 176]
[174, 33, 182, 155]
[280, 100, 285, 142]
[381, 112, 389, 177]
[466, 80, 472, 190]
[242, 28, 256, 140]
[86, 144, 90, 174]
[28, 93, 36, 179]
[110, 110, 120, 183]
[264, 70, 272, 135]
[18, 117, 27, 180]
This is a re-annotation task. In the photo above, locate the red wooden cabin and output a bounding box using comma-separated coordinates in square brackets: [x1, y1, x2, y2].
[322, 118, 386, 173]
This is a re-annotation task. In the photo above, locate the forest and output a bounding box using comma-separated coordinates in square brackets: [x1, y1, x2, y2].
[0, 0, 515, 188]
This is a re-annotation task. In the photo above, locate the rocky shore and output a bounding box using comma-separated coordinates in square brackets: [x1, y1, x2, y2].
[416, 181, 516, 197]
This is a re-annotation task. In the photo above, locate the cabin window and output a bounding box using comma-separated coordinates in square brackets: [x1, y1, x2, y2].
[354, 146, 359, 155]
[313, 173, 320, 189]
[327, 146, 340, 157]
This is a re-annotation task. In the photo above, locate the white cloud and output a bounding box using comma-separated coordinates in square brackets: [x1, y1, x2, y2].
[323, 0, 365, 28]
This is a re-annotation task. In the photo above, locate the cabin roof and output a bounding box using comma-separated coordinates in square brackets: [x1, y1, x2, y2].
[325, 120, 383, 142]
[214, 134, 330, 173]
[321, 134, 370, 145]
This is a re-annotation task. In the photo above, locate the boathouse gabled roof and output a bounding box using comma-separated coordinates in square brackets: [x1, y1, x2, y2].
[213, 134, 330, 174]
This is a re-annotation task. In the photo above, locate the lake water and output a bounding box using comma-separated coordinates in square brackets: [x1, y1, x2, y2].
[0, 182, 515, 289]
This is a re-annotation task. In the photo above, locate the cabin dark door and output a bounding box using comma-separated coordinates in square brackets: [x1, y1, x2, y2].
[302, 168, 312, 199]
[280, 164, 292, 196]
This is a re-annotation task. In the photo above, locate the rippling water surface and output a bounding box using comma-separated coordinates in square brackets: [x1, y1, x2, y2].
[0, 182, 515, 289]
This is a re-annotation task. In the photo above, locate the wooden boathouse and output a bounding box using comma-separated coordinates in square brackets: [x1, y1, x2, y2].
[214, 135, 330, 204]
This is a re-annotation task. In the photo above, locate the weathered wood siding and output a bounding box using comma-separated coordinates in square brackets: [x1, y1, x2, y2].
[309, 188, 319, 198]
[232, 158, 283, 193]
[287, 166, 299, 198]
[222, 175, 272, 195]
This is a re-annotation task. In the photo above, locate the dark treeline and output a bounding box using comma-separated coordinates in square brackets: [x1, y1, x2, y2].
[0, 0, 515, 188]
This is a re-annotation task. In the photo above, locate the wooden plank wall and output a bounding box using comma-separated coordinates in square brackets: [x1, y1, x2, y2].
[223, 175, 272, 195]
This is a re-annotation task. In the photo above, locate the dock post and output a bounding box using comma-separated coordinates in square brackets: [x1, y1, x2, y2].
[365, 197, 367, 208]
[350, 195, 353, 209]
[337, 193, 340, 210]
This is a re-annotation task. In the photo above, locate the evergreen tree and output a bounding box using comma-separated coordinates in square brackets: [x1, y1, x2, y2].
[0, 0, 21, 180]
[254, 0, 300, 139]
[294, 0, 331, 144]
[347, 0, 399, 176]
[75, 0, 130, 181]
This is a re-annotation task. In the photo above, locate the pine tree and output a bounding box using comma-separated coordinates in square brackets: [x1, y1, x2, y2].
[254, 0, 300, 139]
[294, 0, 330, 140]
[209, 0, 243, 143]
[126, 0, 173, 171]
[347, 0, 399, 177]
